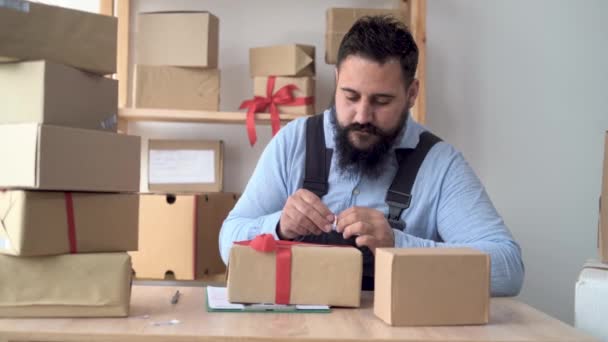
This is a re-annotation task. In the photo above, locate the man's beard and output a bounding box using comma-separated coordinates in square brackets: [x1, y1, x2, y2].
[331, 108, 408, 179]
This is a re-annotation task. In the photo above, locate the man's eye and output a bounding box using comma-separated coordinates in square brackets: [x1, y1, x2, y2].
[346, 96, 359, 102]
[374, 98, 391, 105]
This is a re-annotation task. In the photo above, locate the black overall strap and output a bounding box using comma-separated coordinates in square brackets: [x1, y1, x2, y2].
[303, 114, 333, 198]
[386, 131, 442, 230]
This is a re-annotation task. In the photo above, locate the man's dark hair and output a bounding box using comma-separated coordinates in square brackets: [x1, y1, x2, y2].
[336, 15, 419, 84]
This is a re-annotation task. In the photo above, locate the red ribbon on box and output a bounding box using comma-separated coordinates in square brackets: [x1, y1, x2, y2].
[239, 76, 314, 146]
[64, 192, 78, 253]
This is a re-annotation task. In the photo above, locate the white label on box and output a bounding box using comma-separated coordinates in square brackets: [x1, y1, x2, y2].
[0, 236, 11, 251]
[0, 0, 29, 12]
[149, 149, 215, 184]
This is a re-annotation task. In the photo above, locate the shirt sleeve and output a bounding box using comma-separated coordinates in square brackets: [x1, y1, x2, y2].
[394, 149, 525, 297]
[218, 121, 300, 264]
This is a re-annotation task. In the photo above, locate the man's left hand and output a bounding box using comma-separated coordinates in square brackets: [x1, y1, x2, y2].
[335, 207, 395, 253]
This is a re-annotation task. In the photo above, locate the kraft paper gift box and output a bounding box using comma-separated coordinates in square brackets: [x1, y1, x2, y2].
[249, 44, 315, 77]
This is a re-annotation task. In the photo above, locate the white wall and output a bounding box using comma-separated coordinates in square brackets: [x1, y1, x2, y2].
[426, 0, 608, 323]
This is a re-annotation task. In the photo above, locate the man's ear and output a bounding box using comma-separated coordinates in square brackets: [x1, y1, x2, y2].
[407, 79, 420, 109]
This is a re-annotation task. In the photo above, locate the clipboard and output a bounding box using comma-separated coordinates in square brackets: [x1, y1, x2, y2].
[205, 286, 331, 313]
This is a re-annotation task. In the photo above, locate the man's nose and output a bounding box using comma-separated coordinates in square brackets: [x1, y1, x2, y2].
[353, 100, 373, 124]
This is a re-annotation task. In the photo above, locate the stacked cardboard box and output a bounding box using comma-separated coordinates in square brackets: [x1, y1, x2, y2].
[600, 131, 608, 263]
[0, 1, 140, 318]
[133, 11, 220, 111]
[325, 8, 408, 64]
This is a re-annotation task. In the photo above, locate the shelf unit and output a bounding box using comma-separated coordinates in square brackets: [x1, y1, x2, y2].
[101, 0, 427, 131]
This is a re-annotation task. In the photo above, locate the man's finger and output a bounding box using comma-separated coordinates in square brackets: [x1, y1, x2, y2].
[343, 221, 374, 240]
[292, 198, 332, 233]
[288, 205, 323, 235]
[355, 235, 377, 251]
[336, 209, 366, 233]
[297, 189, 334, 223]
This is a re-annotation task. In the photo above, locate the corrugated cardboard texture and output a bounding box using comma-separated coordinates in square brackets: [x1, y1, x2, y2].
[0, 1, 117, 75]
[134, 65, 219, 111]
[0, 124, 140, 192]
[0, 253, 132, 318]
[325, 8, 407, 64]
[148, 139, 223, 193]
[249, 44, 315, 77]
[227, 244, 362, 307]
[253, 76, 315, 115]
[130, 193, 238, 280]
[0, 191, 138, 256]
[601, 132, 608, 263]
[374, 248, 490, 326]
[0, 60, 117, 131]
[136, 12, 219, 68]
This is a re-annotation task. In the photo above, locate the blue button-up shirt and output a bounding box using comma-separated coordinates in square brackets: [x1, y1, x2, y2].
[219, 109, 524, 296]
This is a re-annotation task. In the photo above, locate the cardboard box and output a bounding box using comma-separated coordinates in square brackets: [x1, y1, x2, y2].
[374, 248, 490, 326]
[130, 193, 238, 280]
[601, 132, 608, 263]
[0, 253, 131, 318]
[136, 11, 219, 68]
[249, 44, 315, 77]
[0, 124, 140, 192]
[0, 60, 117, 131]
[325, 8, 408, 64]
[0, 0, 117, 75]
[148, 139, 223, 193]
[134, 65, 220, 111]
[253, 76, 315, 115]
[0, 191, 138, 256]
[227, 243, 362, 307]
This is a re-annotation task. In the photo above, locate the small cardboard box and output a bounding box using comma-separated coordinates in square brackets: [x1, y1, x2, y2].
[0, 0, 117, 75]
[374, 248, 490, 326]
[148, 139, 223, 193]
[249, 44, 315, 77]
[227, 243, 362, 307]
[0, 253, 132, 318]
[253, 76, 315, 115]
[134, 65, 220, 111]
[0, 191, 139, 256]
[600, 132, 608, 263]
[325, 8, 408, 64]
[136, 11, 219, 68]
[130, 193, 238, 280]
[0, 60, 117, 131]
[0, 124, 140, 192]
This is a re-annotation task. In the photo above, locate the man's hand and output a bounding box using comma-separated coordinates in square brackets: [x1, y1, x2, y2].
[278, 189, 335, 240]
[336, 207, 395, 253]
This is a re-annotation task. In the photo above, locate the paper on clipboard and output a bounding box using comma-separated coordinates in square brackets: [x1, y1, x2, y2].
[148, 149, 215, 184]
[206, 286, 330, 312]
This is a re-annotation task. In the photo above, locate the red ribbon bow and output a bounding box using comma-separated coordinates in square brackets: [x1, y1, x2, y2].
[239, 76, 314, 146]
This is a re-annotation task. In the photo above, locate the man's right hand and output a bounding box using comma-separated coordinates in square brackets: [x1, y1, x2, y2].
[277, 189, 335, 240]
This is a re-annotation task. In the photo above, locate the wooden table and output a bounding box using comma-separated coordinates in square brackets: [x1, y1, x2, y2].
[0, 285, 597, 342]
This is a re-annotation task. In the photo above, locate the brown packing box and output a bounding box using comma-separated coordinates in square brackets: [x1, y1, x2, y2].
[0, 60, 117, 131]
[249, 44, 315, 77]
[134, 65, 220, 111]
[227, 244, 362, 307]
[130, 193, 238, 280]
[253, 76, 315, 115]
[136, 11, 219, 68]
[601, 131, 608, 263]
[325, 8, 408, 64]
[148, 139, 223, 193]
[0, 0, 116, 75]
[0, 253, 131, 318]
[374, 248, 490, 326]
[0, 191, 138, 257]
[0, 124, 140, 192]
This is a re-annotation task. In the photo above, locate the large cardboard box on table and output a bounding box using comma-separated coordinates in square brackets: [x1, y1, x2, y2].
[136, 11, 219, 68]
[0, 124, 140, 192]
[0, 191, 139, 256]
[325, 8, 408, 64]
[0, 253, 132, 318]
[600, 132, 608, 263]
[134, 65, 220, 111]
[249, 44, 315, 77]
[130, 193, 238, 280]
[0, 0, 117, 75]
[0, 60, 117, 131]
[227, 242, 362, 307]
[253, 76, 315, 115]
[374, 248, 490, 326]
[147, 139, 223, 193]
